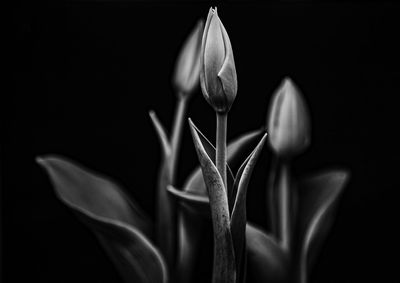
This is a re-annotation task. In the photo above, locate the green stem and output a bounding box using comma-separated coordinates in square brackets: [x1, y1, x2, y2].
[170, 95, 188, 184]
[216, 113, 228, 189]
[279, 161, 291, 251]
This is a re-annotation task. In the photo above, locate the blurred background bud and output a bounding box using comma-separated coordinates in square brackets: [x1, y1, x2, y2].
[200, 7, 237, 114]
[267, 77, 310, 158]
[174, 20, 204, 98]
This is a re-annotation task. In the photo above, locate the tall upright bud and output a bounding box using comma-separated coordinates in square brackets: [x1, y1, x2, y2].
[267, 77, 311, 158]
[200, 7, 237, 114]
[174, 20, 204, 98]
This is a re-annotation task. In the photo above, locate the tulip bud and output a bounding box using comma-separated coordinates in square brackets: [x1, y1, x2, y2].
[200, 7, 237, 114]
[267, 77, 310, 158]
[174, 20, 204, 98]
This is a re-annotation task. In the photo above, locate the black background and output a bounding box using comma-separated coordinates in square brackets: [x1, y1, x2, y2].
[7, 1, 400, 282]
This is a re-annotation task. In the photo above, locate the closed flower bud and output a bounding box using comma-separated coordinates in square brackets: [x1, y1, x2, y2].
[267, 77, 311, 158]
[200, 7, 237, 114]
[174, 20, 204, 98]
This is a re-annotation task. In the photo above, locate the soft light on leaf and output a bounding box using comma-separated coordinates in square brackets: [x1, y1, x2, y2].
[189, 118, 236, 283]
[37, 156, 167, 283]
[230, 133, 268, 282]
[296, 170, 350, 283]
[246, 224, 289, 283]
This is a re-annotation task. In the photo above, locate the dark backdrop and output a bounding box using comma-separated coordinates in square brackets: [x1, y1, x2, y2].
[7, 1, 400, 282]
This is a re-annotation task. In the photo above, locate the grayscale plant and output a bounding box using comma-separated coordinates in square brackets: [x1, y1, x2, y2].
[37, 7, 349, 283]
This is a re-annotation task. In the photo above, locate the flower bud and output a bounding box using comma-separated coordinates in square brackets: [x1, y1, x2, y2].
[267, 77, 311, 158]
[200, 7, 237, 114]
[174, 20, 204, 98]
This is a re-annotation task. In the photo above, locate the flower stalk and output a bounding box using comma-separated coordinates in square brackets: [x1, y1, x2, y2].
[277, 161, 291, 251]
[170, 95, 188, 183]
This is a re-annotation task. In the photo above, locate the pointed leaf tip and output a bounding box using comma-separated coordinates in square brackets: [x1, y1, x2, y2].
[149, 111, 171, 158]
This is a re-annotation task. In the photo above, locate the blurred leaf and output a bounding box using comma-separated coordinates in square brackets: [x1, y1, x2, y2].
[167, 185, 209, 215]
[149, 111, 172, 159]
[189, 119, 236, 283]
[230, 133, 267, 283]
[149, 110, 175, 269]
[37, 156, 167, 283]
[296, 170, 349, 283]
[246, 224, 289, 283]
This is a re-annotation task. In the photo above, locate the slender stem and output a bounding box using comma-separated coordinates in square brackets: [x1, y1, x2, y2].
[170, 94, 188, 185]
[216, 112, 228, 189]
[279, 161, 291, 251]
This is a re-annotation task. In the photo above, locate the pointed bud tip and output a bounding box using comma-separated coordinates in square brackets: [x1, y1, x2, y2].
[267, 77, 310, 158]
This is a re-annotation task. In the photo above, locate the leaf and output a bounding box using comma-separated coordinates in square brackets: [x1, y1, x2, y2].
[149, 111, 172, 159]
[186, 121, 235, 194]
[37, 155, 167, 283]
[175, 208, 212, 283]
[189, 119, 236, 283]
[149, 110, 175, 269]
[296, 170, 350, 283]
[183, 128, 263, 196]
[155, 159, 175, 270]
[230, 133, 268, 283]
[167, 185, 209, 215]
[246, 223, 289, 283]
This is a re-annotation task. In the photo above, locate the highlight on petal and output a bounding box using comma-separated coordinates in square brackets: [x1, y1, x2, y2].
[174, 19, 204, 97]
[296, 170, 350, 283]
[267, 77, 310, 158]
[200, 7, 237, 113]
[36, 155, 167, 283]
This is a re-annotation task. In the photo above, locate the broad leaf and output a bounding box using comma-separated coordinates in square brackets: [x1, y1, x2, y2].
[37, 156, 168, 283]
[189, 119, 236, 283]
[246, 224, 289, 283]
[296, 170, 349, 283]
[230, 133, 268, 283]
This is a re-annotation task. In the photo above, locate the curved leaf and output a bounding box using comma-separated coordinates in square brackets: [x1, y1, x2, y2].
[185, 121, 235, 194]
[246, 223, 289, 283]
[184, 128, 263, 196]
[189, 119, 236, 283]
[149, 110, 171, 159]
[37, 156, 167, 283]
[149, 110, 176, 269]
[230, 133, 268, 283]
[167, 185, 209, 215]
[296, 170, 350, 283]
